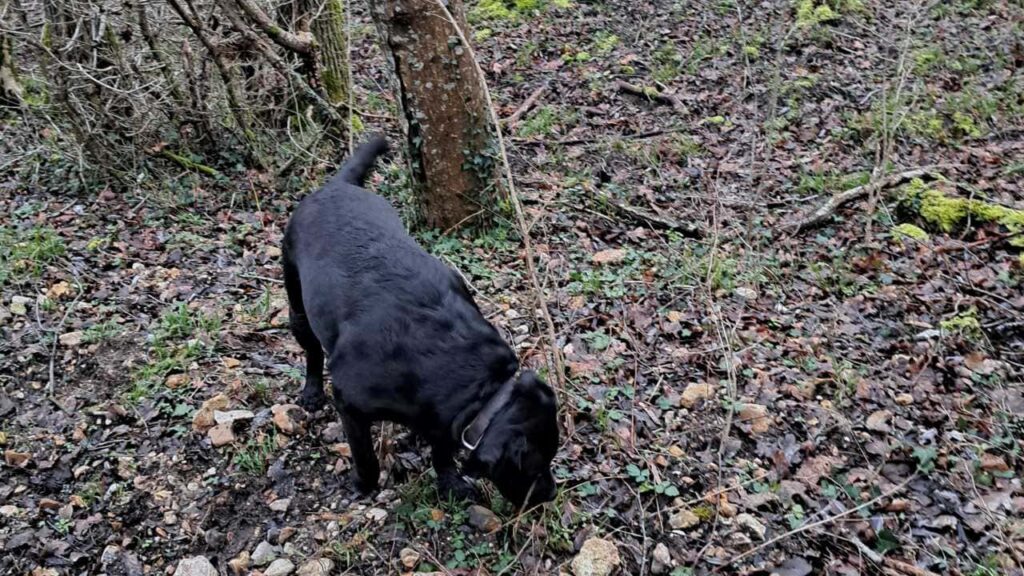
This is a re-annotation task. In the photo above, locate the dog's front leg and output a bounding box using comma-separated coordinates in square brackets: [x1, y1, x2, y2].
[337, 404, 379, 494]
[431, 442, 478, 502]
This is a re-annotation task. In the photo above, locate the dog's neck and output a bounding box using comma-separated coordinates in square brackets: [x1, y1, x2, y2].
[454, 376, 517, 451]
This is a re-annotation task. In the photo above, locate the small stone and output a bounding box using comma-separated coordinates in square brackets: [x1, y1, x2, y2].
[738, 403, 770, 435]
[207, 423, 236, 447]
[269, 498, 291, 513]
[278, 526, 297, 543]
[365, 507, 388, 523]
[265, 558, 295, 576]
[866, 409, 892, 432]
[669, 509, 700, 529]
[400, 547, 421, 569]
[272, 404, 304, 435]
[59, 331, 84, 346]
[223, 357, 242, 369]
[592, 248, 626, 264]
[192, 394, 230, 432]
[571, 537, 620, 576]
[651, 542, 672, 574]
[680, 382, 715, 408]
[734, 287, 758, 300]
[10, 295, 31, 316]
[735, 513, 767, 540]
[718, 498, 737, 518]
[101, 544, 121, 565]
[251, 541, 278, 566]
[215, 410, 255, 425]
[165, 374, 190, 389]
[0, 505, 19, 517]
[980, 453, 1009, 472]
[4, 449, 30, 467]
[468, 505, 501, 534]
[228, 552, 250, 576]
[895, 393, 914, 406]
[173, 557, 218, 576]
[296, 558, 334, 576]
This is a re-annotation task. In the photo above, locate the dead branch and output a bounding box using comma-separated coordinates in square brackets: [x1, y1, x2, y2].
[715, 475, 916, 571]
[615, 79, 686, 113]
[219, 0, 342, 124]
[596, 190, 703, 238]
[503, 82, 548, 127]
[231, 0, 314, 53]
[785, 168, 949, 232]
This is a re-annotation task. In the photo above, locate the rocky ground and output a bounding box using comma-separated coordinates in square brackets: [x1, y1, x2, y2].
[2, 0, 1024, 575]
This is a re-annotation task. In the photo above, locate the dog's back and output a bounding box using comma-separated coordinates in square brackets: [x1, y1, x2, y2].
[282, 137, 517, 419]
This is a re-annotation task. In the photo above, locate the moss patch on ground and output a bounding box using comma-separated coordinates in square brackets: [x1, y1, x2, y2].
[901, 179, 1024, 246]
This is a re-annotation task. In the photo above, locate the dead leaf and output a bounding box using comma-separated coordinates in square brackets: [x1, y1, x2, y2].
[592, 248, 627, 265]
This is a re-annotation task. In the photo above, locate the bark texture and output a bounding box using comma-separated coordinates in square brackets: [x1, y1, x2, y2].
[310, 0, 349, 105]
[370, 0, 502, 229]
[0, 31, 23, 107]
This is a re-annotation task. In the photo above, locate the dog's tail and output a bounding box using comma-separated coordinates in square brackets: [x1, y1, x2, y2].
[336, 134, 389, 186]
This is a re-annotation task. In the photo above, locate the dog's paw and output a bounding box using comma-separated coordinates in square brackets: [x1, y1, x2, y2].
[351, 471, 379, 495]
[297, 390, 327, 413]
[438, 474, 479, 502]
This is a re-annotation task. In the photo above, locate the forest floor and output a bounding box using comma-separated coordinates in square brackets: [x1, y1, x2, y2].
[3, 0, 1024, 575]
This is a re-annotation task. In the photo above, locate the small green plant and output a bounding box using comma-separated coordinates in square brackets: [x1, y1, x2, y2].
[940, 309, 984, 342]
[593, 31, 619, 55]
[519, 105, 560, 137]
[0, 226, 66, 286]
[82, 321, 125, 344]
[913, 446, 938, 473]
[233, 432, 277, 475]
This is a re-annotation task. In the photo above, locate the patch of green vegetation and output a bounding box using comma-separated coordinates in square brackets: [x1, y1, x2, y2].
[468, 0, 559, 22]
[233, 432, 277, 475]
[518, 105, 561, 138]
[652, 43, 683, 84]
[82, 321, 125, 344]
[940, 308, 983, 341]
[796, 0, 837, 27]
[913, 46, 943, 74]
[419, 224, 519, 283]
[593, 32, 619, 55]
[904, 109, 946, 141]
[892, 223, 929, 241]
[0, 226, 66, 286]
[794, 170, 870, 197]
[474, 28, 493, 42]
[901, 179, 1024, 244]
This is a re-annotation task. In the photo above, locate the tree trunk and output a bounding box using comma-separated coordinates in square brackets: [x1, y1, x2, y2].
[370, 0, 502, 229]
[0, 31, 23, 107]
[310, 0, 349, 105]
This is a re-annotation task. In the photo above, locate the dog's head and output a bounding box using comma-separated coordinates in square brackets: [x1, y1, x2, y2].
[463, 370, 559, 507]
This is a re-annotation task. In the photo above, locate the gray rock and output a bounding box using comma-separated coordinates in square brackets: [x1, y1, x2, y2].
[571, 537, 620, 576]
[296, 558, 335, 576]
[252, 540, 279, 566]
[265, 558, 296, 576]
[172, 557, 218, 576]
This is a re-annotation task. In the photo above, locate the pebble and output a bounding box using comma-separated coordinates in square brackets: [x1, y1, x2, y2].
[467, 505, 501, 534]
[669, 509, 700, 530]
[680, 383, 714, 408]
[251, 541, 279, 566]
[214, 410, 255, 425]
[10, 295, 32, 316]
[735, 513, 767, 540]
[100, 544, 120, 565]
[650, 542, 672, 574]
[571, 537, 620, 576]
[228, 552, 250, 576]
[264, 558, 295, 576]
[172, 557, 218, 576]
[296, 558, 334, 576]
[269, 498, 291, 513]
[272, 404, 304, 435]
[207, 423, 236, 447]
[400, 547, 421, 569]
[365, 507, 388, 522]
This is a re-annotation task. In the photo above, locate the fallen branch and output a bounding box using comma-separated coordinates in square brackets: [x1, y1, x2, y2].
[156, 149, 223, 178]
[785, 168, 948, 232]
[503, 82, 548, 128]
[714, 474, 916, 571]
[615, 80, 686, 113]
[230, 0, 314, 53]
[596, 191, 703, 238]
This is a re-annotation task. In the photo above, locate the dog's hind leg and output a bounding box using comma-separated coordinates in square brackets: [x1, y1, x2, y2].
[336, 403, 379, 494]
[283, 254, 327, 412]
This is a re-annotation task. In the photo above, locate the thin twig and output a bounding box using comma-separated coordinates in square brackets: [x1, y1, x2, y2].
[785, 167, 952, 232]
[503, 82, 548, 128]
[714, 474, 916, 571]
[615, 80, 686, 113]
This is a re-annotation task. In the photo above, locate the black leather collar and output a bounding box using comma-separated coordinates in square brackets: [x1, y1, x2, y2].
[460, 376, 517, 451]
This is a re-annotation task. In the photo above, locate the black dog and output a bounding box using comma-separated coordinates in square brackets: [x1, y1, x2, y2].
[282, 135, 558, 506]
